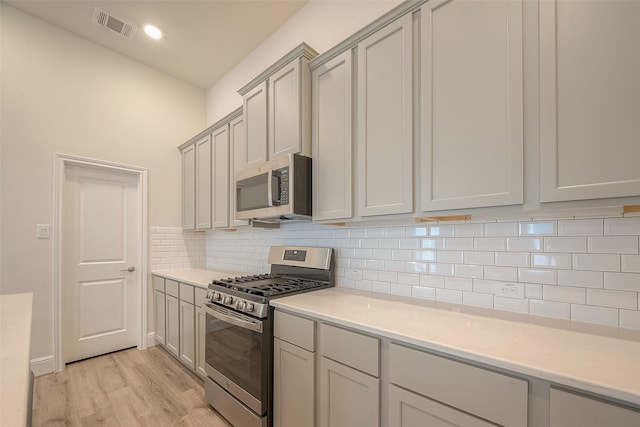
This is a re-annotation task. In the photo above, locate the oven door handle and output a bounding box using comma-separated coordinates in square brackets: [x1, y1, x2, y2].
[203, 303, 263, 333]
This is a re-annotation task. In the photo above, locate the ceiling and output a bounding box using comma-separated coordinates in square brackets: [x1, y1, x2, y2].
[4, 0, 309, 89]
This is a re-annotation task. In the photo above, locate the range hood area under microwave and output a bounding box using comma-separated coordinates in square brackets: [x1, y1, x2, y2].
[235, 153, 311, 225]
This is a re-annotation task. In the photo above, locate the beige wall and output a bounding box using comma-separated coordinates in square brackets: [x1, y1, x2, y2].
[205, 0, 403, 124]
[0, 5, 205, 362]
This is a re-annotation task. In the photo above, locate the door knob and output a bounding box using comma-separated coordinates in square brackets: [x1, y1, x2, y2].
[120, 266, 136, 272]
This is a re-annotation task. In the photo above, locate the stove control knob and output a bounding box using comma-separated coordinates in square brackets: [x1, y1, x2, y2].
[237, 301, 246, 311]
[246, 303, 255, 313]
[224, 296, 233, 305]
[206, 290, 214, 300]
[213, 292, 222, 302]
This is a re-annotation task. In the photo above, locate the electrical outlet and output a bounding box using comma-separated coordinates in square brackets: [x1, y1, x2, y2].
[494, 282, 524, 299]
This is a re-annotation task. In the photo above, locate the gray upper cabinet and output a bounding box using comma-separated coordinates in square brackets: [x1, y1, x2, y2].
[195, 135, 212, 229]
[229, 114, 249, 227]
[241, 81, 268, 170]
[357, 13, 414, 217]
[312, 51, 354, 221]
[211, 124, 229, 228]
[539, 0, 640, 202]
[420, 0, 524, 211]
[181, 143, 196, 230]
[238, 43, 318, 168]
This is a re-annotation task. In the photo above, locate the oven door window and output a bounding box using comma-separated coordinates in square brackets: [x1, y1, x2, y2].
[205, 311, 264, 402]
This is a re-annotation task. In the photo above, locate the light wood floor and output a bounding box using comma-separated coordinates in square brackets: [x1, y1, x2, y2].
[32, 346, 231, 426]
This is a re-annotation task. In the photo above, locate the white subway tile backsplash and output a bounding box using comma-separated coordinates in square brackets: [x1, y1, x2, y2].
[428, 263, 454, 276]
[530, 300, 571, 320]
[495, 252, 530, 268]
[570, 305, 618, 327]
[203, 217, 640, 330]
[464, 251, 495, 265]
[532, 253, 572, 269]
[622, 255, 640, 273]
[436, 288, 463, 304]
[429, 225, 454, 237]
[604, 217, 640, 235]
[420, 275, 445, 288]
[558, 219, 603, 236]
[463, 292, 494, 309]
[485, 222, 518, 237]
[572, 254, 620, 272]
[454, 223, 484, 237]
[620, 309, 640, 330]
[485, 266, 517, 282]
[445, 238, 474, 251]
[412, 285, 436, 300]
[588, 236, 638, 254]
[519, 221, 556, 236]
[507, 237, 542, 252]
[454, 264, 484, 279]
[587, 288, 637, 310]
[494, 297, 529, 314]
[557, 270, 604, 288]
[518, 268, 557, 285]
[544, 237, 587, 253]
[542, 285, 586, 304]
[474, 237, 506, 252]
[437, 251, 464, 264]
[604, 272, 640, 292]
[444, 277, 473, 291]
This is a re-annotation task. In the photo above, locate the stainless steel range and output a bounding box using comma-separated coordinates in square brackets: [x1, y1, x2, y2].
[202, 246, 334, 427]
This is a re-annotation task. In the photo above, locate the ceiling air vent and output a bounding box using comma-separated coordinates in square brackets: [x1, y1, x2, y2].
[92, 7, 137, 40]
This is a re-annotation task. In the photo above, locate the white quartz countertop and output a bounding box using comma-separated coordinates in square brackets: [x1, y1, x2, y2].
[270, 288, 640, 406]
[1, 293, 34, 427]
[152, 268, 243, 288]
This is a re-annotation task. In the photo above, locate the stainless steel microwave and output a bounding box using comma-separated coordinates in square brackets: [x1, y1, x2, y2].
[235, 153, 311, 222]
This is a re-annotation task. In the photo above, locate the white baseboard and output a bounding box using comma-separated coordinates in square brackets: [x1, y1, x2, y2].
[146, 332, 158, 348]
[31, 355, 55, 376]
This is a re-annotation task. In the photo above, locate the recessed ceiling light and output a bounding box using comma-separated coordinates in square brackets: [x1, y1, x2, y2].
[144, 24, 162, 40]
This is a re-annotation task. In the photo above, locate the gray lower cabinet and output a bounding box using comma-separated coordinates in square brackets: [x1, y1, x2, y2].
[273, 310, 316, 427]
[388, 385, 494, 427]
[178, 299, 195, 369]
[319, 356, 380, 427]
[550, 388, 640, 427]
[153, 290, 166, 346]
[165, 294, 180, 357]
[195, 306, 207, 378]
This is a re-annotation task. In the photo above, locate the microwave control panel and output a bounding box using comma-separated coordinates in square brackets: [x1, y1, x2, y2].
[277, 167, 289, 206]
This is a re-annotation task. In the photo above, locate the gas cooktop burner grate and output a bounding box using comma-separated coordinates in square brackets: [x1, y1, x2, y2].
[210, 274, 327, 297]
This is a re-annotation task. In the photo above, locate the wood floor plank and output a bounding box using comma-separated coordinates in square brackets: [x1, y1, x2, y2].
[33, 346, 231, 426]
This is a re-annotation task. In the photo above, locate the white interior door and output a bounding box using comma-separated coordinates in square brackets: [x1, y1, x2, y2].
[62, 163, 140, 363]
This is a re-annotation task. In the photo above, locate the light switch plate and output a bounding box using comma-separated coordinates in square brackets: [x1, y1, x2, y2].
[37, 224, 50, 239]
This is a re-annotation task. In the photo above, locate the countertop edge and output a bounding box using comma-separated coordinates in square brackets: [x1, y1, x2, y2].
[151, 268, 243, 289]
[270, 292, 640, 407]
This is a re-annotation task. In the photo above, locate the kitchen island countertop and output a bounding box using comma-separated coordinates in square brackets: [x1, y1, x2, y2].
[152, 268, 243, 288]
[271, 287, 640, 407]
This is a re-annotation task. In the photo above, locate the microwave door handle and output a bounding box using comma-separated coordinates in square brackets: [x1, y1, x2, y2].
[267, 170, 273, 207]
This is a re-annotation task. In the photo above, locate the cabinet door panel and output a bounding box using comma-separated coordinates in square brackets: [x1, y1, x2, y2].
[421, 0, 523, 210]
[357, 13, 413, 217]
[540, 0, 640, 201]
[319, 357, 379, 427]
[165, 295, 179, 357]
[229, 115, 249, 227]
[312, 51, 353, 221]
[195, 306, 206, 377]
[273, 338, 315, 427]
[389, 385, 494, 427]
[179, 300, 195, 369]
[269, 61, 301, 159]
[243, 81, 268, 169]
[212, 125, 229, 228]
[550, 388, 640, 427]
[181, 145, 196, 230]
[195, 136, 212, 229]
[153, 290, 165, 346]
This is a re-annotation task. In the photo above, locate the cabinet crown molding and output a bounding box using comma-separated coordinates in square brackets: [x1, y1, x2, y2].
[237, 42, 318, 96]
[178, 106, 242, 151]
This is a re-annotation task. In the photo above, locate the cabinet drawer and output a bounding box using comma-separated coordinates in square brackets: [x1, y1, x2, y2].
[165, 279, 179, 298]
[179, 283, 194, 303]
[320, 323, 379, 377]
[194, 288, 207, 307]
[274, 310, 315, 352]
[550, 388, 640, 427]
[152, 275, 165, 292]
[389, 343, 527, 427]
